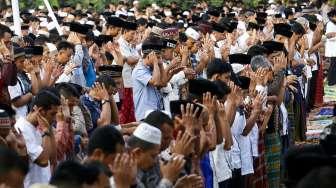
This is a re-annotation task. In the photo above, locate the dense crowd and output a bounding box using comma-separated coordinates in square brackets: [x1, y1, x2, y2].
[0, 0, 335, 188]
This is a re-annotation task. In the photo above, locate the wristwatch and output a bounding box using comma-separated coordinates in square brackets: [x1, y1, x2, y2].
[102, 99, 111, 105]
[42, 131, 51, 138]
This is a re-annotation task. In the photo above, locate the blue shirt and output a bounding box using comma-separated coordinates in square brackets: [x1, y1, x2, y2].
[80, 94, 101, 134]
[82, 47, 96, 87]
[200, 153, 213, 188]
[132, 61, 163, 121]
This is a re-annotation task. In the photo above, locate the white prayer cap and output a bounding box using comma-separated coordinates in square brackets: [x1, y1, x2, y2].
[151, 26, 163, 36]
[67, 14, 75, 20]
[38, 5, 45, 10]
[315, 14, 323, 22]
[231, 63, 245, 74]
[133, 123, 162, 145]
[133, 0, 139, 5]
[9, 26, 15, 32]
[40, 21, 48, 28]
[58, 11, 68, 18]
[38, 30, 50, 37]
[266, 9, 275, 16]
[39, 17, 48, 22]
[86, 21, 95, 26]
[237, 21, 246, 31]
[128, 12, 135, 17]
[296, 17, 309, 28]
[185, 27, 200, 41]
[116, 10, 127, 18]
[93, 30, 101, 37]
[30, 184, 56, 188]
[144, 110, 172, 119]
[28, 9, 35, 14]
[46, 43, 57, 54]
[152, 3, 160, 10]
[183, 11, 190, 16]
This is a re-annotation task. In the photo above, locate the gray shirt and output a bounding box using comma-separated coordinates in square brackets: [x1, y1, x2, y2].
[132, 60, 163, 121]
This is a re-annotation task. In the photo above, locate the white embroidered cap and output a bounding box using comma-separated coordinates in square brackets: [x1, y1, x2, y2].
[38, 30, 49, 37]
[231, 63, 245, 74]
[46, 43, 57, 54]
[133, 123, 162, 145]
[58, 11, 68, 18]
[185, 27, 200, 41]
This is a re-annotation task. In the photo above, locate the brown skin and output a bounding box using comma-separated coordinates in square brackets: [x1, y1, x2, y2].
[209, 73, 231, 83]
[123, 30, 136, 44]
[160, 123, 174, 151]
[89, 172, 110, 188]
[0, 169, 26, 188]
[88, 143, 125, 166]
[162, 48, 174, 61]
[56, 49, 73, 65]
[1, 32, 12, 49]
[27, 105, 59, 167]
[131, 144, 161, 171]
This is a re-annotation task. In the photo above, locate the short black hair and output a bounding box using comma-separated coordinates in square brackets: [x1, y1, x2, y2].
[206, 58, 232, 78]
[31, 89, 61, 111]
[96, 74, 116, 88]
[127, 135, 156, 151]
[88, 126, 125, 155]
[143, 110, 173, 129]
[56, 83, 80, 98]
[0, 24, 12, 38]
[0, 146, 29, 176]
[291, 21, 305, 35]
[56, 41, 75, 51]
[213, 80, 231, 97]
[50, 160, 90, 188]
[84, 161, 112, 181]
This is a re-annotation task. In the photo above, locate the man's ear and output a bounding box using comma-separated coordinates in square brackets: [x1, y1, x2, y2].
[211, 74, 220, 80]
[130, 147, 142, 158]
[90, 148, 105, 161]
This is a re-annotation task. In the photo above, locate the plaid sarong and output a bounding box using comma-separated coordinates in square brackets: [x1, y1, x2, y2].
[248, 132, 269, 188]
[265, 132, 281, 188]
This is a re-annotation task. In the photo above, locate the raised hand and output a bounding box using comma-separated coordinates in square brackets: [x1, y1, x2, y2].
[217, 101, 226, 117]
[251, 94, 263, 113]
[23, 60, 35, 73]
[11, 128, 27, 156]
[181, 103, 201, 132]
[90, 83, 110, 101]
[43, 58, 54, 74]
[67, 32, 81, 45]
[172, 131, 196, 156]
[109, 153, 137, 188]
[51, 64, 64, 80]
[286, 75, 298, 86]
[255, 68, 268, 85]
[64, 63, 79, 75]
[148, 51, 159, 65]
[174, 174, 204, 188]
[180, 45, 189, 58]
[183, 68, 196, 80]
[199, 48, 210, 64]
[160, 156, 186, 183]
[203, 92, 217, 115]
